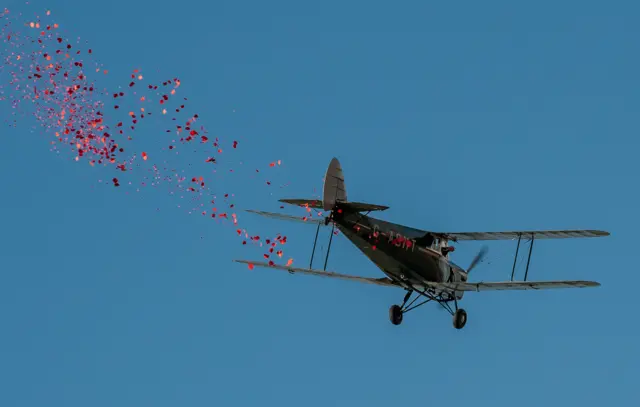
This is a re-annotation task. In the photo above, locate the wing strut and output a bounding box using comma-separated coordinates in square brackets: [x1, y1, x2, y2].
[309, 222, 321, 269]
[524, 234, 535, 281]
[324, 221, 335, 270]
[510, 233, 536, 281]
[510, 235, 521, 281]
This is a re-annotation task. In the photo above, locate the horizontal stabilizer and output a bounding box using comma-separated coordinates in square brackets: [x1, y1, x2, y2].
[279, 199, 324, 209]
[279, 198, 389, 212]
[342, 202, 389, 212]
[246, 210, 325, 225]
[425, 280, 600, 292]
[233, 260, 400, 288]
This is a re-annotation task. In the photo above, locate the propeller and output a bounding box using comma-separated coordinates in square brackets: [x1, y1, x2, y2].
[466, 245, 488, 274]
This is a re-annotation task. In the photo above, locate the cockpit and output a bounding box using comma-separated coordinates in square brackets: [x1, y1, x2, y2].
[434, 238, 455, 257]
[416, 233, 455, 257]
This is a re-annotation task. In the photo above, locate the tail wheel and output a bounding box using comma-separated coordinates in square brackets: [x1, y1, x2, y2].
[453, 309, 467, 329]
[389, 305, 403, 325]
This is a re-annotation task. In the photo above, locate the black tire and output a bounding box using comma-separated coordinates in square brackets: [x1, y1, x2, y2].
[453, 309, 467, 329]
[389, 305, 403, 325]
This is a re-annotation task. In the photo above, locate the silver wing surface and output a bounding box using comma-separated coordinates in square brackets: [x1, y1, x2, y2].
[245, 210, 325, 225]
[424, 280, 600, 292]
[234, 261, 599, 292]
[437, 230, 609, 241]
[233, 260, 400, 288]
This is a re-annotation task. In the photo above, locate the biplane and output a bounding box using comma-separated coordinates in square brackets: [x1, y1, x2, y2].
[234, 158, 609, 329]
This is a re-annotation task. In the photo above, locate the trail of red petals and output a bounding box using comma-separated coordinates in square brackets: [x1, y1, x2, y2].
[0, 6, 290, 264]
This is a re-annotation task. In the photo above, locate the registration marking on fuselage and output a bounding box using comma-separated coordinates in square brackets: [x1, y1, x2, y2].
[369, 224, 417, 252]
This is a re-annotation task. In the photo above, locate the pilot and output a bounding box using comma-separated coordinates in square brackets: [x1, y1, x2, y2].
[441, 246, 455, 257]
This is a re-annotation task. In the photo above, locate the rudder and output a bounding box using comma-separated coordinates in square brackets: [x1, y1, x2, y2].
[322, 157, 347, 211]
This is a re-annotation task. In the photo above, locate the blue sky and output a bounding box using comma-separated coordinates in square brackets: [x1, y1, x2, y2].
[1, 0, 638, 406]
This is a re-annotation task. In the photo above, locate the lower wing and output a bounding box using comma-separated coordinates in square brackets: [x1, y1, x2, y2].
[426, 280, 600, 292]
[233, 260, 599, 292]
[233, 260, 400, 288]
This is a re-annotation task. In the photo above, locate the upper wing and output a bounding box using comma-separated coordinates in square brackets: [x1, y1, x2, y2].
[234, 260, 401, 288]
[426, 280, 600, 292]
[246, 210, 325, 225]
[437, 230, 609, 241]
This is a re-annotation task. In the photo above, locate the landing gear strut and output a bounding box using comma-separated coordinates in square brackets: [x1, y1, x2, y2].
[388, 289, 469, 329]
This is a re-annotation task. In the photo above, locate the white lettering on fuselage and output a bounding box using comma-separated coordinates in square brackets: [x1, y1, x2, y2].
[371, 224, 416, 252]
[389, 231, 416, 252]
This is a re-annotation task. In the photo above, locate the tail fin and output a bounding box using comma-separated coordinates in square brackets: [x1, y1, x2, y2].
[279, 157, 389, 212]
[322, 157, 347, 210]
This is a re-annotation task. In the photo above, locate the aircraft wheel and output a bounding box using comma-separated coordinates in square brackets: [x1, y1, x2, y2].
[453, 309, 467, 329]
[389, 305, 403, 325]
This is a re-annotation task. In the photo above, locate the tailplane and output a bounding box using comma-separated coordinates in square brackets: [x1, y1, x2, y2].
[279, 157, 389, 213]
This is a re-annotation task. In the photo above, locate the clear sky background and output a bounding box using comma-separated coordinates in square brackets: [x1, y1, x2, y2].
[1, 0, 638, 406]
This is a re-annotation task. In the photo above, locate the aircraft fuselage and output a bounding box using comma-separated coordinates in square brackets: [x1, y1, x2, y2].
[331, 205, 467, 298]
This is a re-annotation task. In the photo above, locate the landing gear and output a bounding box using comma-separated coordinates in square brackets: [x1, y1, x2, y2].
[389, 305, 403, 325]
[453, 309, 467, 329]
[388, 290, 414, 325]
[388, 288, 469, 329]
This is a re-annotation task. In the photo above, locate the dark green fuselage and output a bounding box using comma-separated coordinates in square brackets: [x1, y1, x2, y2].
[331, 204, 467, 297]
